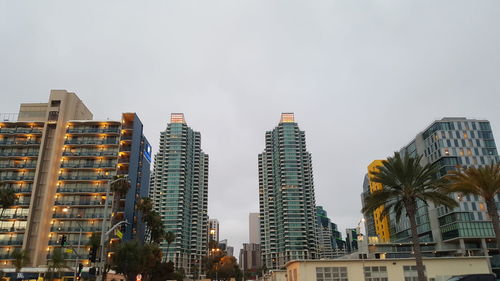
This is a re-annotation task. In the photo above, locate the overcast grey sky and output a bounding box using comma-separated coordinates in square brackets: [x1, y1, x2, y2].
[1, 0, 500, 258]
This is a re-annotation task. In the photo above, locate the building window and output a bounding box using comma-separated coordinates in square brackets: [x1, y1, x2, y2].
[364, 266, 388, 281]
[316, 267, 348, 281]
[403, 265, 426, 281]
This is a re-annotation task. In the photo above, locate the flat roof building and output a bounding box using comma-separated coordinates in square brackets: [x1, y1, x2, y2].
[0, 90, 151, 269]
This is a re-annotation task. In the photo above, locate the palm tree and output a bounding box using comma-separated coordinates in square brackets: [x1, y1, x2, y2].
[110, 176, 131, 215]
[11, 249, 30, 272]
[145, 211, 165, 244]
[164, 231, 175, 261]
[110, 175, 131, 198]
[0, 184, 17, 218]
[445, 163, 500, 251]
[137, 197, 153, 215]
[362, 152, 457, 281]
[47, 248, 70, 281]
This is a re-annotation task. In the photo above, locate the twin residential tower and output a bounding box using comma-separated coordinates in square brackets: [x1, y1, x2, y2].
[258, 113, 318, 269]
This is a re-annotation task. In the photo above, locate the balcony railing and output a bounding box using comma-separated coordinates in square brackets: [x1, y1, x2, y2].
[0, 141, 41, 146]
[52, 213, 104, 219]
[50, 226, 101, 232]
[0, 176, 35, 181]
[0, 227, 26, 233]
[48, 239, 91, 246]
[12, 187, 33, 193]
[67, 128, 120, 134]
[65, 140, 119, 145]
[0, 128, 43, 134]
[54, 201, 104, 206]
[0, 240, 23, 246]
[0, 152, 39, 157]
[0, 164, 37, 169]
[119, 146, 131, 152]
[60, 163, 116, 169]
[58, 175, 114, 181]
[56, 187, 107, 193]
[62, 151, 117, 157]
[0, 215, 28, 220]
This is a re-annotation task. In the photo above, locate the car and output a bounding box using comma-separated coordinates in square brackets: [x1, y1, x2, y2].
[447, 274, 497, 281]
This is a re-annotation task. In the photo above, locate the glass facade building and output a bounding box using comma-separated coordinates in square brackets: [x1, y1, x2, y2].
[150, 113, 208, 276]
[373, 118, 499, 262]
[316, 206, 345, 259]
[258, 113, 317, 269]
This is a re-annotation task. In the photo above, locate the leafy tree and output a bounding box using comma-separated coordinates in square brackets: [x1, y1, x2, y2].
[164, 231, 175, 260]
[109, 240, 161, 281]
[205, 253, 241, 281]
[11, 249, 30, 272]
[87, 232, 100, 249]
[362, 152, 457, 281]
[46, 248, 71, 281]
[0, 184, 16, 218]
[445, 163, 500, 251]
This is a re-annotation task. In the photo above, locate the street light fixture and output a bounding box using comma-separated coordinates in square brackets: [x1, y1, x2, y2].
[96, 176, 130, 281]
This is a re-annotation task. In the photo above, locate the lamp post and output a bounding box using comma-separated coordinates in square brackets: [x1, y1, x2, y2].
[96, 176, 129, 281]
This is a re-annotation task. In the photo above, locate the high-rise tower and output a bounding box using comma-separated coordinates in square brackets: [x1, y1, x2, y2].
[0, 90, 151, 269]
[258, 113, 317, 269]
[150, 113, 208, 275]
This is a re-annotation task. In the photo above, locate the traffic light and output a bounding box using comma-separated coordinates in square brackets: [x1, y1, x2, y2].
[78, 263, 83, 276]
[89, 246, 98, 262]
[60, 235, 67, 247]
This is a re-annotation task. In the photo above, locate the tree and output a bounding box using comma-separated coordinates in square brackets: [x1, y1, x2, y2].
[46, 248, 70, 281]
[87, 232, 100, 249]
[0, 184, 16, 218]
[445, 163, 500, 251]
[109, 240, 161, 281]
[362, 152, 457, 281]
[11, 249, 30, 272]
[144, 211, 165, 244]
[110, 176, 130, 200]
[137, 197, 153, 215]
[164, 231, 175, 261]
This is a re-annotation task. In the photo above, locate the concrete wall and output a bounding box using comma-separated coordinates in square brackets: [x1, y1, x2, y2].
[286, 257, 491, 281]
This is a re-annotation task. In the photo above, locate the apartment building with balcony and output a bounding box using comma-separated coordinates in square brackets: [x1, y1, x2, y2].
[150, 113, 209, 276]
[258, 113, 318, 270]
[0, 90, 151, 270]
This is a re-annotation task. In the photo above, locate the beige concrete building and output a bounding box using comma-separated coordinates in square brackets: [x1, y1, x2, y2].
[281, 257, 492, 281]
[0, 90, 152, 271]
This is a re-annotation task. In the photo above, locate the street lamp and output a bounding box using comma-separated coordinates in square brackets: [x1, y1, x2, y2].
[96, 176, 130, 281]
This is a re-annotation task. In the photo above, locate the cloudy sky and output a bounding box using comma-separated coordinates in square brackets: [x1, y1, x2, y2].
[1, 0, 500, 257]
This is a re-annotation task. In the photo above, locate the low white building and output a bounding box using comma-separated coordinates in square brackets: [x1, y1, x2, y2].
[281, 257, 492, 281]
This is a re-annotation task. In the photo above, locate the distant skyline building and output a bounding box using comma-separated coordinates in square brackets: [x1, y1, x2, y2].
[208, 218, 219, 242]
[150, 113, 209, 275]
[315, 206, 336, 259]
[249, 213, 260, 244]
[0, 90, 151, 269]
[345, 228, 358, 253]
[362, 160, 391, 243]
[258, 113, 318, 269]
[239, 243, 262, 273]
